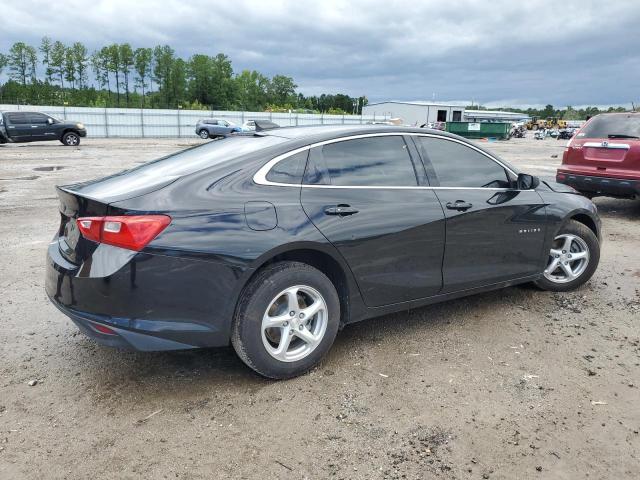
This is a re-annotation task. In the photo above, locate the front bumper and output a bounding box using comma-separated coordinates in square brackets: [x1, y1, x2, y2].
[557, 171, 639, 198]
[45, 239, 244, 351]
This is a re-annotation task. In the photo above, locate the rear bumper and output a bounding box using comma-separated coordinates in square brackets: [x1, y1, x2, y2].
[556, 171, 640, 198]
[45, 239, 246, 351]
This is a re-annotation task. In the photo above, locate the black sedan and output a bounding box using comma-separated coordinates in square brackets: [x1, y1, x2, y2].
[46, 126, 601, 379]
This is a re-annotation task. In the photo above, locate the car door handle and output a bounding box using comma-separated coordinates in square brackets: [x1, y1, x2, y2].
[324, 204, 359, 216]
[446, 200, 473, 211]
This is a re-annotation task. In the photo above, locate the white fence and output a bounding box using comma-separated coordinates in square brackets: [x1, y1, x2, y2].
[0, 104, 389, 138]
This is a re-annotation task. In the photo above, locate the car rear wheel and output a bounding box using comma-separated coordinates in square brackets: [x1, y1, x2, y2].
[534, 220, 599, 292]
[198, 129, 210, 139]
[61, 132, 80, 146]
[231, 261, 340, 379]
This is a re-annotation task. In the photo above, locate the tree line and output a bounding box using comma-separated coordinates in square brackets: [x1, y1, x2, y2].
[468, 103, 629, 121]
[0, 38, 368, 114]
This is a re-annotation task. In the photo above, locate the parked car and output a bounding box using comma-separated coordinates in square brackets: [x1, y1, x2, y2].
[534, 129, 546, 140]
[241, 119, 280, 132]
[195, 118, 241, 139]
[242, 120, 257, 131]
[557, 113, 640, 199]
[557, 128, 576, 140]
[46, 125, 601, 379]
[0, 111, 87, 146]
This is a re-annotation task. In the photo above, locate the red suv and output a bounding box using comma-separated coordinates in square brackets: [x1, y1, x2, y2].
[557, 113, 640, 199]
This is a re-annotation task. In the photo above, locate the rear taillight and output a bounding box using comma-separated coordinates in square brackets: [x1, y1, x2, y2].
[76, 215, 171, 251]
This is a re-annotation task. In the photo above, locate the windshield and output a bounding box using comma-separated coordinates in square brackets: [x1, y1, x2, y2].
[580, 114, 640, 139]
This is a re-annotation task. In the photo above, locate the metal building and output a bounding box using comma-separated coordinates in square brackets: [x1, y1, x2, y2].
[463, 110, 531, 123]
[362, 101, 465, 126]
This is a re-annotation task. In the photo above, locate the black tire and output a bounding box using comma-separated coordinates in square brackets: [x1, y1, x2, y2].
[61, 132, 80, 146]
[198, 129, 210, 139]
[231, 261, 340, 379]
[534, 220, 600, 292]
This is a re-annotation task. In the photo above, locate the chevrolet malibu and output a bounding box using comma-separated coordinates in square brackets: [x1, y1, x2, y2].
[46, 126, 601, 379]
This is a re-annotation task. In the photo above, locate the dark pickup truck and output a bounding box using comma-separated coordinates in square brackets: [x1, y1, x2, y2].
[0, 111, 87, 146]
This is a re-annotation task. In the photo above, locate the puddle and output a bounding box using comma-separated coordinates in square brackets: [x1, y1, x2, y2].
[0, 175, 40, 181]
[33, 166, 66, 172]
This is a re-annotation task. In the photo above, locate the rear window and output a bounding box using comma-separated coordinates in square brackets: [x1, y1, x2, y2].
[580, 114, 640, 139]
[73, 136, 285, 200]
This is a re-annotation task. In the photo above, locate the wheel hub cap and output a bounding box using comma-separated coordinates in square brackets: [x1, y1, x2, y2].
[261, 285, 328, 362]
[543, 233, 589, 283]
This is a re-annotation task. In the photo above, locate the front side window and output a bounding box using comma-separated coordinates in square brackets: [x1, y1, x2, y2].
[304, 136, 417, 187]
[417, 137, 510, 188]
[29, 113, 49, 124]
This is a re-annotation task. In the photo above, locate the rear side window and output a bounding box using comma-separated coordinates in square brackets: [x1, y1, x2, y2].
[266, 150, 308, 184]
[305, 136, 417, 186]
[417, 137, 510, 188]
[580, 114, 640, 139]
[6, 113, 28, 124]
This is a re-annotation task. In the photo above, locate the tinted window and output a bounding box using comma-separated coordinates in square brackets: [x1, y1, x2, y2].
[266, 150, 308, 184]
[580, 114, 640, 139]
[417, 137, 510, 188]
[29, 113, 49, 124]
[305, 136, 417, 186]
[76, 136, 286, 200]
[6, 113, 29, 124]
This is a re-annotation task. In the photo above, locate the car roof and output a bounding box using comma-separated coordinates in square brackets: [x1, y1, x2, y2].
[260, 124, 459, 141]
[254, 124, 520, 174]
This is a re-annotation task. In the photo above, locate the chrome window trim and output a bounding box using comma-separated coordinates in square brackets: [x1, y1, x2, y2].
[583, 141, 630, 150]
[253, 132, 519, 188]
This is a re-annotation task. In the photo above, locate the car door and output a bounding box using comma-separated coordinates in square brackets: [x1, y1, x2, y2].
[300, 134, 446, 307]
[414, 135, 547, 293]
[26, 113, 51, 141]
[4, 112, 31, 141]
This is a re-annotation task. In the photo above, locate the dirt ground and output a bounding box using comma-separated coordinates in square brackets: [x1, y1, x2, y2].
[0, 135, 638, 480]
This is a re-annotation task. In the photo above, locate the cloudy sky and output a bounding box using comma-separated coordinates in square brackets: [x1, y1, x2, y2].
[3, 0, 639, 107]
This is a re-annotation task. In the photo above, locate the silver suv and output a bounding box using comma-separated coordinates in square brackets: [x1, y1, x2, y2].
[195, 118, 241, 139]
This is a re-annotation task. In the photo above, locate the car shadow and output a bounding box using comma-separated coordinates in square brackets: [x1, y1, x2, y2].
[594, 197, 640, 221]
[73, 283, 543, 406]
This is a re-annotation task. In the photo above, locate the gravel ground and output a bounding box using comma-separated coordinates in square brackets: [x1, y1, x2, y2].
[0, 135, 639, 479]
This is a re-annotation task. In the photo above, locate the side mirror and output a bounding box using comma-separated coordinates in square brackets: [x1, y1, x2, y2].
[517, 173, 540, 190]
[47, 118, 53, 124]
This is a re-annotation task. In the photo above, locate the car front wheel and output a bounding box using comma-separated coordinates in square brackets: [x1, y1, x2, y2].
[534, 220, 599, 292]
[231, 261, 340, 379]
[198, 129, 210, 139]
[61, 132, 80, 146]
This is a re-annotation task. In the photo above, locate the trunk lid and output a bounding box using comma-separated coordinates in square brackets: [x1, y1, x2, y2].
[565, 138, 640, 178]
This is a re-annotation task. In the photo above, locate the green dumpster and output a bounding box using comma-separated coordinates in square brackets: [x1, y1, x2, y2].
[445, 122, 511, 140]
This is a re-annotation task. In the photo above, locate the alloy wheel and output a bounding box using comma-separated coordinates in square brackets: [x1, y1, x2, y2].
[261, 285, 328, 362]
[543, 233, 590, 283]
